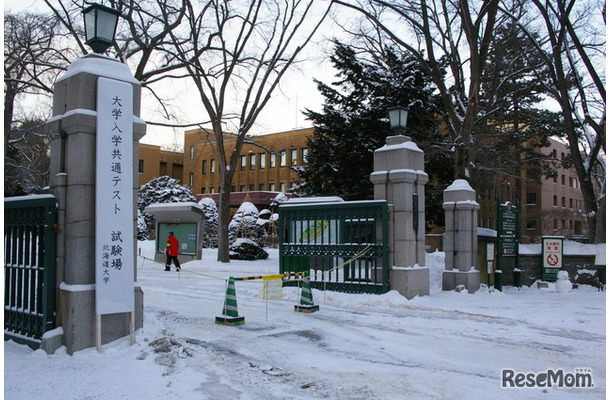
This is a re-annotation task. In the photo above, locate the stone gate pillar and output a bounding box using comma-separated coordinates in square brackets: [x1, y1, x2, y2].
[370, 135, 429, 299]
[45, 54, 145, 354]
[442, 179, 480, 293]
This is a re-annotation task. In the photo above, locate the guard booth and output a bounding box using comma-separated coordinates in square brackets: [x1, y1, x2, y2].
[144, 202, 206, 264]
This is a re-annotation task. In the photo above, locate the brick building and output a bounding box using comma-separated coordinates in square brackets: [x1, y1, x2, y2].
[139, 130, 587, 240]
[524, 138, 587, 239]
[137, 143, 184, 187]
[475, 138, 587, 241]
[183, 127, 311, 194]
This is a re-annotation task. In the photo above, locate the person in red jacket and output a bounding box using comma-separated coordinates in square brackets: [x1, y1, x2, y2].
[165, 232, 181, 272]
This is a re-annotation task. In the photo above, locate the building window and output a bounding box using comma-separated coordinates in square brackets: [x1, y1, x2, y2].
[280, 152, 287, 167]
[526, 220, 537, 230]
[188, 173, 194, 186]
[249, 184, 255, 192]
[138, 159, 144, 174]
[231, 185, 236, 192]
[279, 182, 286, 193]
[269, 183, 276, 191]
[240, 155, 247, 171]
[250, 154, 256, 170]
[291, 149, 298, 165]
[562, 197, 566, 207]
[259, 153, 266, 169]
[526, 193, 536, 205]
[201, 160, 207, 174]
[201, 187, 206, 194]
[569, 198, 573, 208]
[270, 154, 276, 168]
[240, 185, 246, 192]
[561, 175, 566, 185]
[189, 145, 195, 159]
[302, 148, 309, 164]
[210, 187, 215, 194]
[552, 149, 557, 158]
[553, 195, 558, 206]
[259, 183, 265, 191]
[210, 159, 216, 174]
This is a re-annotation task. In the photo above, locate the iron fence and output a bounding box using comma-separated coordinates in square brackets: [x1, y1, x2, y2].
[279, 200, 390, 294]
[4, 195, 57, 348]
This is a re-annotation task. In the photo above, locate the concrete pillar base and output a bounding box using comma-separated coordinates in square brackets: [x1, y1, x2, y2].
[391, 267, 430, 299]
[442, 270, 481, 293]
[59, 286, 144, 355]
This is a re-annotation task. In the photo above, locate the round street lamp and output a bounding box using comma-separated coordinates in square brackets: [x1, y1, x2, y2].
[387, 106, 408, 135]
[83, 3, 121, 54]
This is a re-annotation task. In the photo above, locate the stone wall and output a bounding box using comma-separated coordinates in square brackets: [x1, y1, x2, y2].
[496, 254, 603, 287]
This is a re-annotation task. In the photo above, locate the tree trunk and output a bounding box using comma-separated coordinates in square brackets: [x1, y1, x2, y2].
[217, 181, 232, 262]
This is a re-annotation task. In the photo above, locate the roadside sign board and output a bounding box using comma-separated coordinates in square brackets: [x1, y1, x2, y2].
[498, 202, 518, 256]
[542, 237, 563, 281]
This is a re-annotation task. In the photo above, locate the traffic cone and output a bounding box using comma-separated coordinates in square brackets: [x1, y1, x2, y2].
[294, 278, 319, 313]
[215, 277, 245, 326]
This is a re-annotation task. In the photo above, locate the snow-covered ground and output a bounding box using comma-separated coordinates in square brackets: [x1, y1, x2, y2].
[4, 241, 606, 400]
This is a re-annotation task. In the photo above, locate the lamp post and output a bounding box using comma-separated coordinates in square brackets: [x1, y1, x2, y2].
[83, 3, 121, 54]
[387, 106, 408, 135]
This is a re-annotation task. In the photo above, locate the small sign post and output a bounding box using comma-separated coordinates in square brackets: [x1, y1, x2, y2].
[542, 236, 564, 282]
[496, 200, 520, 274]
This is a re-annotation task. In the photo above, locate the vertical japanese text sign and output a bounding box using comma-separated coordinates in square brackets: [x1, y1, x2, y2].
[96, 77, 134, 315]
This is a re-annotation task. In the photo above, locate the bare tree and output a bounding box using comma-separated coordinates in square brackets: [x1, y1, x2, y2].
[4, 12, 76, 195]
[333, 0, 502, 180]
[169, 0, 332, 262]
[45, 0, 193, 123]
[516, 0, 606, 242]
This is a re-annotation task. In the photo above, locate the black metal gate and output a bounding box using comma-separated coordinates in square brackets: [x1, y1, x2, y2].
[4, 195, 58, 348]
[279, 200, 390, 294]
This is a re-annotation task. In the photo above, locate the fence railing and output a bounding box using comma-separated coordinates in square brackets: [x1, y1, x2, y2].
[4, 195, 58, 348]
[278, 200, 390, 294]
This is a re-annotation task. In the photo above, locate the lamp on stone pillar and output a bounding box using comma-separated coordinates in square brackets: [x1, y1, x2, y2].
[387, 106, 408, 135]
[83, 3, 121, 54]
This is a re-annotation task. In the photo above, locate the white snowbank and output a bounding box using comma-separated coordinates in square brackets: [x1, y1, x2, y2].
[4, 242, 606, 400]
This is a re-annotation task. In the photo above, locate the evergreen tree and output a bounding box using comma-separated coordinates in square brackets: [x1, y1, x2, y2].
[298, 41, 451, 227]
[137, 176, 197, 239]
[199, 198, 219, 248]
[228, 202, 266, 246]
[474, 22, 565, 200]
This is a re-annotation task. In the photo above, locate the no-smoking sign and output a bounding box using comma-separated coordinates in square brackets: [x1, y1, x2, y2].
[542, 237, 563, 278]
[546, 253, 559, 266]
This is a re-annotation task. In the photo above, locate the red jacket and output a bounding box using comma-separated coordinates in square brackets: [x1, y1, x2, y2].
[166, 235, 179, 257]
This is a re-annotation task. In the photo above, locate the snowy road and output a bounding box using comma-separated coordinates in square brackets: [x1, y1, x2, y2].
[4, 244, 606, 400]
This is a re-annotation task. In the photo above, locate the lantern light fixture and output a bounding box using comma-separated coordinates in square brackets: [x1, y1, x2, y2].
[82, 3, 121, 54]
[387, 106, 408, 135]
